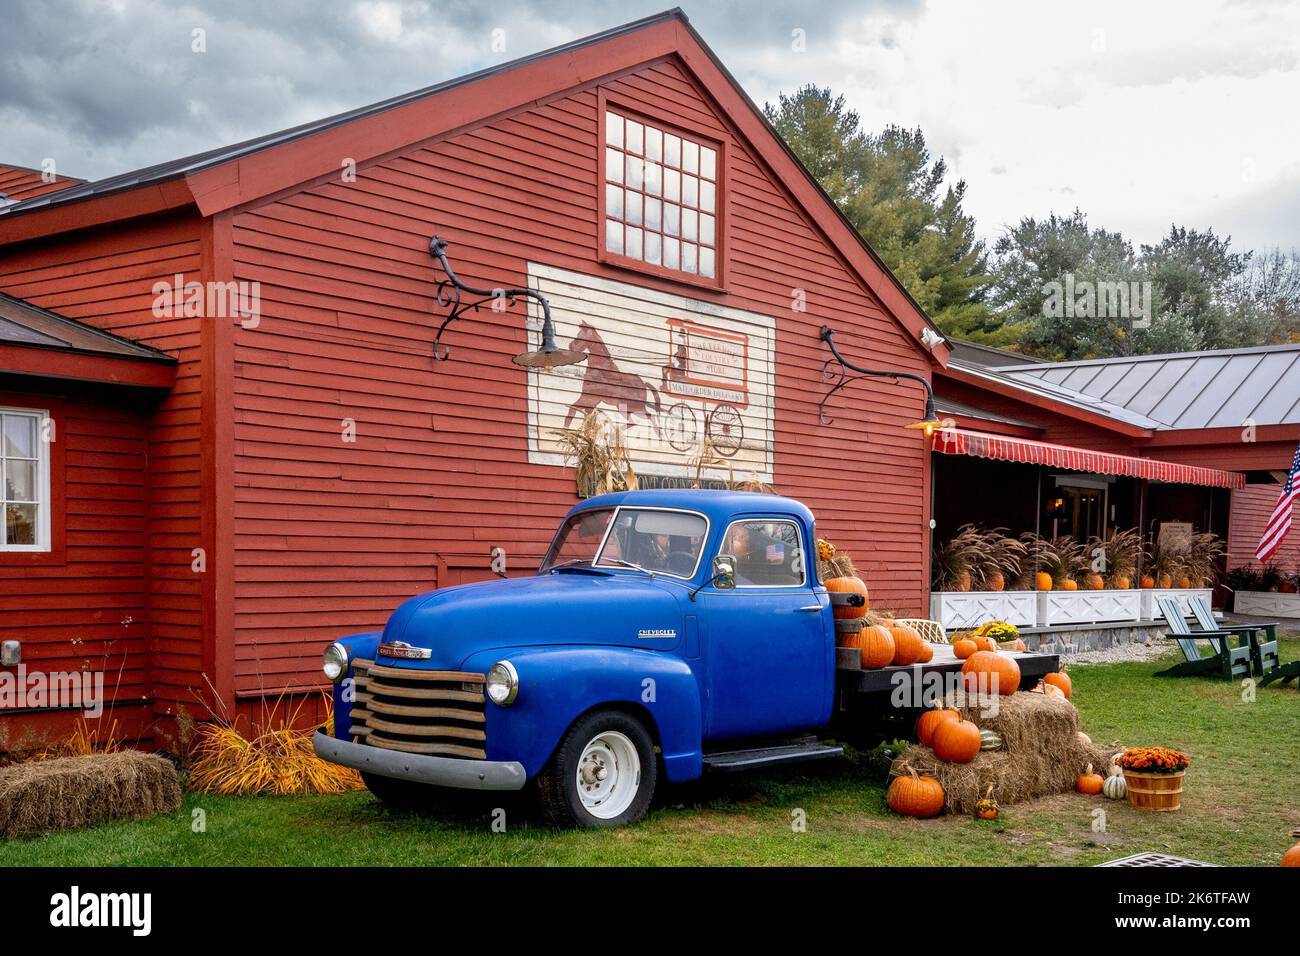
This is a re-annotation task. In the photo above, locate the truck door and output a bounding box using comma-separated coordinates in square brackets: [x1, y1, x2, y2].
[699, 516, 831, 739]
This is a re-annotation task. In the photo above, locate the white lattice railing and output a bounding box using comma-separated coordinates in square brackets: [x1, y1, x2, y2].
[1233, 591, 1300, 619]
[929, 587, 1215, 629]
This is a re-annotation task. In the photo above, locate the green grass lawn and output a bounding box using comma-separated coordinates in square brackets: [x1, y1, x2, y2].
[3, 634, 1298, 866]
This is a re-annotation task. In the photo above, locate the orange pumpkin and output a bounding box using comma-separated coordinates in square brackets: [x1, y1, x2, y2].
[1140, 575, 1156, 589]
[1035, 571, 1053, 591]
[858, 624, 895, 669]
[886, 768, 945, 818]
[961, 651, 1021, 696]
[954, 571, 973, 592]
[1075, 763, 1104, 795]
[952, 638, 978, 660]
[889, 625, 926, 666]
[914, 640, 934, 664]
[1061, 578, 1079, 591]
[986, 570, 1006, 592]
[915, 708, 959, 747]
[971, 636, 997, 653]
[1282, 842, 1300, 867]
[1177, 577, 1192, 589]
[826, 576, 869, 620]
[1011, 638, 1027, 652]
[1084, 572, 1105, 590]
[1112, 575, 1131, 590]
[1043, 671, 1073, 699]
[1158, 573, 1173, 589]
[932, 718, 982, 764]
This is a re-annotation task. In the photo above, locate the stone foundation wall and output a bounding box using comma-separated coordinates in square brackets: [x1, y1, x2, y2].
[1022, 622, 1168, 656]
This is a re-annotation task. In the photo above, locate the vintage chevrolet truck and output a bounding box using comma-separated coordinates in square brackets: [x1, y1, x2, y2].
[313, 489, 1059, 827]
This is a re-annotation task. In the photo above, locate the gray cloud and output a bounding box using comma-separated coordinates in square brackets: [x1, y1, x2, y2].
[1, 0, 1295, 254]
[0, 0, 900, 179]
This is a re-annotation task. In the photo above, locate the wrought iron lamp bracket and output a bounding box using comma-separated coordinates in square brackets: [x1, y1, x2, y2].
[428, 235, 553, 362]
[817, 325, 937, 427]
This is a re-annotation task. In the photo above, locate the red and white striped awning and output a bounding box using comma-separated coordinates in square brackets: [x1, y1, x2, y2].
[931, 427, 1245, 489]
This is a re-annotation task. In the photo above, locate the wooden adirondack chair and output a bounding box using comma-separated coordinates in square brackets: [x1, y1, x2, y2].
[1154, 596, 1253, 680]
[1188, 595, 1281, 679]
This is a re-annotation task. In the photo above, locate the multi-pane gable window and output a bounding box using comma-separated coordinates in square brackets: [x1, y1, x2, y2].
[604, 110, 719, 279]
[1, 408, 49, 551]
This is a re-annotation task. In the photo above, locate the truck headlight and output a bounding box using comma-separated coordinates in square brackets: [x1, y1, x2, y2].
[322, 642, 349, 684]
[486, 660, 519, 706]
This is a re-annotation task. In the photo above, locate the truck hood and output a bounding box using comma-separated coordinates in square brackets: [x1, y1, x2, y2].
[378, 571, 686, 670]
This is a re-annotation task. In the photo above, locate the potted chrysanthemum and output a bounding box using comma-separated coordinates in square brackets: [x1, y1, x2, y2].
[1116, 747, 1190, 811]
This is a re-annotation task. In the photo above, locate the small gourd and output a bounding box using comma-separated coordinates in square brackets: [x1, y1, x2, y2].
[978, 728, 1002, 751]
[1102, 773, 1127, 800]
[974, 786, 999, 820]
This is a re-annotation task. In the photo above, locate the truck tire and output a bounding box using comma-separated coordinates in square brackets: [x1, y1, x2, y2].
[537, 709, 657, 828]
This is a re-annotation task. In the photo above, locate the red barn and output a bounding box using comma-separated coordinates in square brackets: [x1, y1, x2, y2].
[1, 11, 1294, 752]
[0, 11, 948, 749]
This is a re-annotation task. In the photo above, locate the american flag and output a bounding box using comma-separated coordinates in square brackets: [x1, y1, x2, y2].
[1256, 441, 1300, 561]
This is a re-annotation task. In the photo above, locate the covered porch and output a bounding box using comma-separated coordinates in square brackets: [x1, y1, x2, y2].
[926, 425, 1244, 641]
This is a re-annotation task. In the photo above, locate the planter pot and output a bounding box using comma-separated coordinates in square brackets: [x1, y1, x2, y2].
[1139, 588, 1213, 621]
[1123, 770, 1184, 811]
[929, 590, 1036, 630]
[1233, 590, 1300, 619]
[1035, 588, 1142, 626]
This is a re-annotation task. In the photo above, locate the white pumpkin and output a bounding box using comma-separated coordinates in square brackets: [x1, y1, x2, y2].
[1102, 773, 1127, 800]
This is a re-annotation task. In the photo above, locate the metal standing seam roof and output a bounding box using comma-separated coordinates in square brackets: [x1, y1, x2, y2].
[946, 357, 1167, 430]
[0, 292, 176, 363]
[998, 344, 1300, 430]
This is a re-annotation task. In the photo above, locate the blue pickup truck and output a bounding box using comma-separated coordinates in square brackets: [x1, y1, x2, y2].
[313, 489, 1054, 827]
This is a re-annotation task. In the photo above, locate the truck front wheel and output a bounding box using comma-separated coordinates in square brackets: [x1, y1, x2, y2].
[537, 710, 657, 828]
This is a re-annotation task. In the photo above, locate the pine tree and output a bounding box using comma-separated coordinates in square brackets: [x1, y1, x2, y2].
[765, 86, 993, 338]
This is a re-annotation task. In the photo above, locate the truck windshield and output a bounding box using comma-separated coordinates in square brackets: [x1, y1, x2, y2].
[541, 508, 616, 571]
[541, 507, 708, 578]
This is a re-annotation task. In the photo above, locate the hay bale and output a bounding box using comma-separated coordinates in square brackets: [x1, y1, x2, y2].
[0, 751, 181, 839]
[888, 691, 1120, 814]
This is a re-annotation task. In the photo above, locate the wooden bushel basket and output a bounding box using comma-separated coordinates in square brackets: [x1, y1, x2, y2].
[1123, 770, 1184, 811]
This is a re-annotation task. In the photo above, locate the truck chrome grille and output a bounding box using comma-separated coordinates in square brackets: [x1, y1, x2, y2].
[349, 660, 487, 759]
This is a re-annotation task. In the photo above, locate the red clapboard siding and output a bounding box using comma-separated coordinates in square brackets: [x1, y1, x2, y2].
[0, 387, 151, 750]
[1229, 484, 1298, 571]
[227, 55, 934, 694]
[0, 212, 206, 729]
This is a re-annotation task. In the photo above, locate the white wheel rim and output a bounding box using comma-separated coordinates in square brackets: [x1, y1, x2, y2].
[576, 731, 641, 820]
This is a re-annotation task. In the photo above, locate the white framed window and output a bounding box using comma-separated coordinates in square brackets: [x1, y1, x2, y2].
[1, 407, 51, 552]
[718, 519, 806, 588]
[603, 107, 720, 281]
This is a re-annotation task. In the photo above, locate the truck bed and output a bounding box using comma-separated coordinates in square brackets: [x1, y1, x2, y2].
[835, 642, 1061, 695]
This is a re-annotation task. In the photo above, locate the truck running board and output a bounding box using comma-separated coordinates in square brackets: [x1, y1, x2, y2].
[702, 736, 845, 773]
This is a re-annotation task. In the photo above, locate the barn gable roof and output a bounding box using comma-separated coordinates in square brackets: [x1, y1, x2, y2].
[0, 9, 948, 364]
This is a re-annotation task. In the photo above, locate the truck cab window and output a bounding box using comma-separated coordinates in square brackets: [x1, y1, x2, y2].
[541, 508, 615, 571]
[721, 520, 805, 587]
[595, 508, 707, 578]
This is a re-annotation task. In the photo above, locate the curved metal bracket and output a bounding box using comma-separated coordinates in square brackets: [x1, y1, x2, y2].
[428, 235, 554, 361]
[817, 325, 937, 426]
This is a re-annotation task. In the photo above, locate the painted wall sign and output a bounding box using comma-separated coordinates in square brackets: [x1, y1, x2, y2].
[525, 263, 775, 483]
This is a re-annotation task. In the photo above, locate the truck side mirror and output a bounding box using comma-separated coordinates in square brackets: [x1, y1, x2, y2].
[712, 554, 737, 591]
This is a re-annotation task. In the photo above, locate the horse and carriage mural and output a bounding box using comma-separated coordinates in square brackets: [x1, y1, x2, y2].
[525, 264, 775, 485]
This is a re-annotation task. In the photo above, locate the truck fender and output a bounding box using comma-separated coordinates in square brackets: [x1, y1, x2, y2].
[461, 645, 704, 783]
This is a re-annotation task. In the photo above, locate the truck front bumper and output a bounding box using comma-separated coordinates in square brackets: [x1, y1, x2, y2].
[312, 730, 527, 791]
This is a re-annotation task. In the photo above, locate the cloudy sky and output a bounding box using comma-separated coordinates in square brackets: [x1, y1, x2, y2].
[3, 0, 1299, 253]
